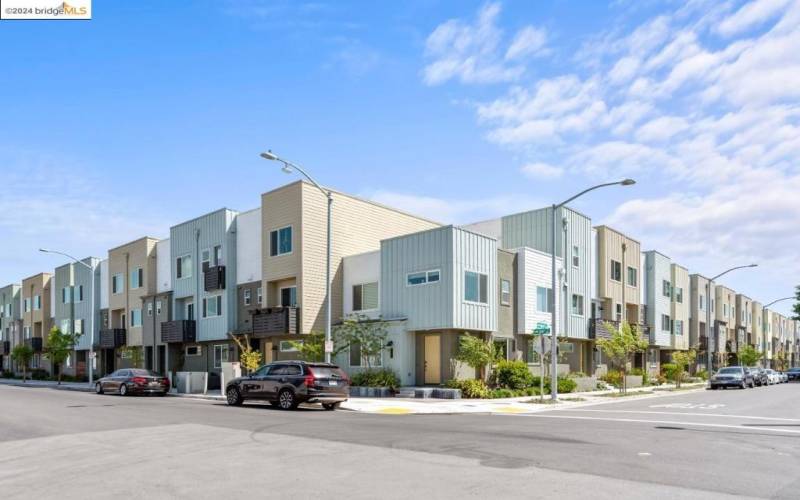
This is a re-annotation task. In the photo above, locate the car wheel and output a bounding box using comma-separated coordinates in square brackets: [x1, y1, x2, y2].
[226, 387, 243, 406]
[278, 389, 297, 410]
[95, 382, 103, 394]
[119, 384, 128, 396]
[322, 402, 341, 411]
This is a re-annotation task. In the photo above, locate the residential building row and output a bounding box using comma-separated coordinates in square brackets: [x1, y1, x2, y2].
[1, 180, 798, 387]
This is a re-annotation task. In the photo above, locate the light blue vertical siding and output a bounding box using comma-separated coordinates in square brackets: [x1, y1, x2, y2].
[53, 258, 101, 351]
[645, 251, 672, 346]
[170, 209, 238, 342]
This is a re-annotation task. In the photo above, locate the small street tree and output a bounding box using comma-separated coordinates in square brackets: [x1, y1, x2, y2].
[44, 327, 82, 385]
[229, 333, 262, 375]
[774, 350, 788, 372]
[670, 349, 697, 388]
[792, 285, 800, 321]
[288, 332, 324, 362]
[596, 322, 649, 393]
[333, 315, 389, 371]
[737, 345, 763, 368]
[453, 333, 497, 381]
[11, 343, 34, 382]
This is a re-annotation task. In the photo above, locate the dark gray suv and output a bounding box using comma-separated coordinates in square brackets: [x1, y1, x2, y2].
[225, 361, 349, 410]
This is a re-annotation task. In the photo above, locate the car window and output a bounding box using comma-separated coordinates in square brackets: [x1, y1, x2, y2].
[269, 365, 288, 376]
[284, 365, 301, 376]
[718, 367, 741, 374]
[252, 365, 271, 377]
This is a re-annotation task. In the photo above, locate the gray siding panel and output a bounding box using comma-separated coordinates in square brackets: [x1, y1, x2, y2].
[53, 258, 101, 351]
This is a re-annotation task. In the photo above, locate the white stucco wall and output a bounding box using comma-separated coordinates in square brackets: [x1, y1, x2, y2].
[99, 259, 109, 309]
[236, 207, 262, 284]
[156, 238, 172, 293]
[342, 250, 380, 319]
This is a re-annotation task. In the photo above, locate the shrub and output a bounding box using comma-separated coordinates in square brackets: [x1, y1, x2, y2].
[567, 371, 588, 379]
[350, 369, 401, 390]
[661, 363, 678, 381]
[446, 379, 490, 399]
[600, 370, 623, 387]
[30, 369, 49, 380]
[556, 377, 577, 393]
[696, 369, 709, 381]
[492, 360, 534, 390]
[1, 370, 13, 378]
[490, 388, 517, 399]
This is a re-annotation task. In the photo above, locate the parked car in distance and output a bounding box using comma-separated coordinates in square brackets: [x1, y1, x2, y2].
[764, 369, 781, 385]
[748, 367, 767, 386]
[709, 366, 753, 389]
[778, 371, 788, 383]
[787, 367, 800, 381]
[95, 368, 170, 396]
[225, 361, 349, 410]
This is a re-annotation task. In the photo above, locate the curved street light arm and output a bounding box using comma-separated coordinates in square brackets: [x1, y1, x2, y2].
[710, 264, 758, 283]
[764, 297, 794, 309]
[39, 249, 92, 270]
[556, 180, 632, 208]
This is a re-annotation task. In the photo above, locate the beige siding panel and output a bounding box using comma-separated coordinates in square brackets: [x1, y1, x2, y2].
[670, 264, 690, 350]
[108, 237, 159, 347]
[262, 183, 303, 304]
[595, 226, 641, 322]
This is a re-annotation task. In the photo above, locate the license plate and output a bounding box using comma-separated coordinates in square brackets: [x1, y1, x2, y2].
[329, 380, 337, 386]
[149, 381, 159, 386]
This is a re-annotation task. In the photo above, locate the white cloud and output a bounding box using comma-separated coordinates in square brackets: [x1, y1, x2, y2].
[505, 26, 548, 60]
[520, 162, 563, 179]
[717, 0, 792, 37]
[635, 115, 690, 142]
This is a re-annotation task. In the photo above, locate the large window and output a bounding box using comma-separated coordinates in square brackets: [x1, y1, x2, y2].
[572, 246, 580, 267]
[661, 314, 671, 331]
[270, 226, 292, 256]
[130, 309, 142, 327]
[203, 295, 223, 318]
[348, 341, 382, 367]
[615, 303, 622, 321]
[33, 295, 41, 310]
[699, 294, 705, 310]
[279, 340, 300, 352]
[244, 289, 251, 306]
[464, 271, 488, 303]
[23, 298, 30, 312]
[662, 280, 671, 297]
[257, 287, 263, 305]
[571, 294, 584, 316]
[627, 266, 637, 287]
[62, 287, 72, 304]
[526, 341, 541, 365]
[611, 260, 622, 282]
[675, 287, 683, 303]
[281, 287, 297, 307]
[674, 319, 684, 336]
[130, 267, 143, 289]
[112, 273, 124, 294]
[536, 287, 553, 313]
[61, 319, 71, 334]
[177, 255, 192, 279]
[353, 282, 379, 311]
[75, 285, 83, 302]
[213, 245, 222, 266]
[406, 269, 440, 286]
[500, 280, 511, 306]
[213, 344, 229, 369]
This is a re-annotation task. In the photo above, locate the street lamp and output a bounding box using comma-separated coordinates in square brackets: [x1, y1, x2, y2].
[39, 248, 97, 385]
[705, 264, 758, 375]
[260, 151, 334, 363]
[764, 297, 793, 309]
[550, 179, 636, 401]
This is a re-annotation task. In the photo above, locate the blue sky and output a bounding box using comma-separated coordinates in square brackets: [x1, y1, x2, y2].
[1, 0, 798, 316]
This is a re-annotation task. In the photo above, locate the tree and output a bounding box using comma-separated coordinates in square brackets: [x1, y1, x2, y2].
[288, 332, 324, 362]
[120, 346, 144, 369]
[333, 314, 389, 371]
[737, 345, 763, 368]
[596, 322, 649, 393]
[44, 327, 82, 384]
[670, 349, 697, 388]
[229, 333, 262, 375]
[453, 333, 497, 381]
[774, 350, 788, 372]
[11, 344, 34, 382]
[793, 285, 800, 322]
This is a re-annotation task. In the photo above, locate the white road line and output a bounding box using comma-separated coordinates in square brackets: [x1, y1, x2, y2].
[556, 409, 800, 422]
[509, 413, 800, 434]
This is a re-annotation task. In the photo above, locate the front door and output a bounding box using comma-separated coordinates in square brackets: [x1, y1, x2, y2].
[424, 335, 441, 384]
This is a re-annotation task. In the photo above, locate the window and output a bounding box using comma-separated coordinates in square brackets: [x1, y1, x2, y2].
[64, 352, 72, 368]
[24, 326, 31, 339]
[33, 295, 41, 310]
[130, 309, 142, 327]
[61, 319, 71, 334]
[244, 289, 252, 306]
[279, 340, 300, 352]
[494, 339, 511, 360]
[185, 345, 201, 356]
[611, 260, 622, 282]
[23, 298, 30, 312]
[257, 287, 263, 305]
[74, 319, 83, 335]
[700, 295, 705, 310]
[213, 245, 222, 266]
[203, 295, 222, 318]
[724, 304, 728, 318]
[147, 302, 153, 317]
[571, 294, 584, 316]
[280, 287, 297, 307]
[156, 300, 162, 315]
[269, 226, 292, 256]
[536, 287, 553, 313]
[406, 269, 440, 286]
[662, 280, 671, 297]
[627, 266, 637, 287]
[675, 287, 683, 303]
[674, 319, 684, 336]
[75, 285, 83, 302]
[661, 314, 671, 331]
[130, 267, 143, 289]
[177, 255, 192, 279]
[349, 342, 361, 367]
[615, 303, 622, 321]
[112, 273, 124, 294]
[527, 341, 541, 365]
[213, 344, 229, 369]
[201, 249, 211, 271]
[62, 287, 72, 304]
[352, 282, 379, 311]
[500, 280, 511, 306]
[572, 246, 580, 267]
[464, 271, 488, 303]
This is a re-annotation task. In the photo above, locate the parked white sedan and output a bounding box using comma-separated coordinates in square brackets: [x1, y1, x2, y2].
[764, 369, 781, 385]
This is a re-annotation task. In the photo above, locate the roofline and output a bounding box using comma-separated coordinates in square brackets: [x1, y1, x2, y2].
[238, 206, 261, 216]
[54, 256, 102, 272]
[380, 224, 498, 245]
[499, 204, 592, 223]
[511, 246, 562, 261]
[21, 272, 53, 283]
[343, 249, 381, 260]
[593, 224, 641, 244]
[169, 207, 240, 230]
[108, 236, 160, 253]
[670, 262, 689, 272]
[644, 249, 671, 260]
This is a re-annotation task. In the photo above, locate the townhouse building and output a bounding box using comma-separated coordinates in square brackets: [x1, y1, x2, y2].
[689, 274, 712, 369]
[141, 238, 172, 374]
[234, 207, 263, 352]
[714, 284, 736, 365]
[0, 284, 22, 372]
[643, 251, 672, 374]
[763, 308, 775, 365]
[735, 294, 753, 350]
[670, 263, 690, 354]
[250, 181, 439, 364]
[21, 272, 53, 373]
[752, 301, 764, 358]
[101, 237, 159, 374]
[53, 257, 101, 378]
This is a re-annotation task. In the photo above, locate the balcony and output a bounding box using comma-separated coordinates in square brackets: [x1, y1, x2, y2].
[99, 329, 126, 349]
[0, 341, 10, 355]
[161, 320, 196, 343]
[251, 307, 299, 338]
[590, 318, 649, 341]
[25, 337, 43, 352]
[204, 265, 226, 292]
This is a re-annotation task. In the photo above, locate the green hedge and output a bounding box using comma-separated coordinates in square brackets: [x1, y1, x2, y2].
[446, 379, 491, 398]
[350, 369, 401, 390]
[492, 360, 534, 390]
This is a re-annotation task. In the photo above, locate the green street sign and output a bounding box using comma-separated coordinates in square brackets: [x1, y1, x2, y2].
[532, 322, 551, 336]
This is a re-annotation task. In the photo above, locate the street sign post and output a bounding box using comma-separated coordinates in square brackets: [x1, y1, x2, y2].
[532, 323, 551, 401]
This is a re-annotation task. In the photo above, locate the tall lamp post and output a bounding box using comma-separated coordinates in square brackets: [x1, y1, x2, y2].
[260, 151, 334, 363]
[550, 179, 636, 401]
[704, 264, 758, 374]
[39, 249, 97, 385]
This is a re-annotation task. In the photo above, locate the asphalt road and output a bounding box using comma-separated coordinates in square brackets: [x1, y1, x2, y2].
[1, 383, 799, 499]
